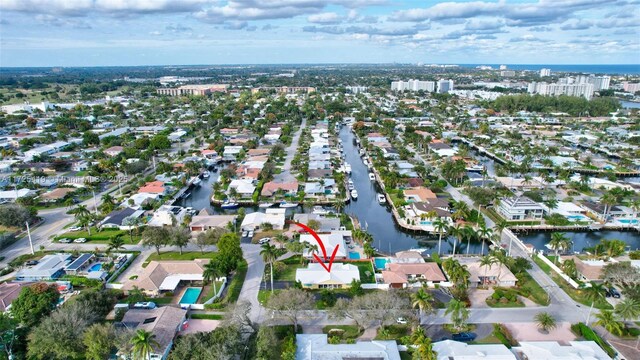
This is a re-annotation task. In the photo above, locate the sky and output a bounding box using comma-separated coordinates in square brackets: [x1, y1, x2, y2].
[0, 0, 639, 67]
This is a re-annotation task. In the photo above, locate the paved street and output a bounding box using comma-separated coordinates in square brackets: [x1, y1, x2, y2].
[274, 118, 306, 182]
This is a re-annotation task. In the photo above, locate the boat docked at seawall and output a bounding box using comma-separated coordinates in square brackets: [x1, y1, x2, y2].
[312, 206, 330, 215]
[202, 171, 210, 179]
[350, 189, 358, 200]
[191, 177, 202, 187]
[368, 173, 375, 181]
[279, 201, 299, 208]
[344, 163, 352, 174]
[258, 202, 274, 208]
[348, 179, 355, 190]
[221, 200, 239, 209]
[377, 193, 386, 204]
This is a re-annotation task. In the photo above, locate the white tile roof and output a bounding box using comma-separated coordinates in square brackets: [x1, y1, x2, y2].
[296, 334, 401, 360]
[295, 263, 359, 286]
[433, 340, 516, 359]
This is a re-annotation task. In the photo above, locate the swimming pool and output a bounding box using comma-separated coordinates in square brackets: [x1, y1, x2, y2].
[179, 287, 202, 305]
[567, 215, 588, 221]
[420, 221, 433, 226]
[618, 219, 639, 225]
[348, 252, 361, 260]
[89, 263, 102, 272]
[374, 257, 389, 270]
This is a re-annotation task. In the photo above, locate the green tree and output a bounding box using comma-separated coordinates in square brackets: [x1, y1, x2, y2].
[584, 282, 607, 324]
[261, 243, 278, 293]
[266, 288, 314, 330]
[411, 288, 434, 318]
[131, 329, 159, 360]
[217, 233, 243, 274]
[141, 227, 169, 255]
[10, 283, 59, 327]
[614, 298, 640, 323]
[203, 259, 223, 298]
[0, 313, 20, 360]
[349, 279, 364, 297]
[549, 232, 570, 264]
[433, 218, 448, 256]
[108, 235, 126, 254]
[595, 310, 624, 337]
[170, 227, 191, 255]
[83, 323, 115, 360]
[445, 299, 469, 332]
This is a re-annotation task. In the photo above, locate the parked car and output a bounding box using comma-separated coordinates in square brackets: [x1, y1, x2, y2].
[242, 231, 248, 238]
[133, 302, 156, 309]
[73, 238, 87, 243]
[259, 237, 271, 245]
[58, 238, 71, 243]
[247, 230, 254, 238]
[452, 332, 477, 342]
[396, 317, 407, 324]
[25, 260, 39, 266]
[608, 287, 621, 298]
[68, 226, 82, 231]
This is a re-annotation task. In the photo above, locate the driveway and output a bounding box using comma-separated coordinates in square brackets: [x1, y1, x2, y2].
[274, 118, 306, 182]
[504, 322, 576, 342]
[180, 319, 220, 335]
[468, 289, 493, 308]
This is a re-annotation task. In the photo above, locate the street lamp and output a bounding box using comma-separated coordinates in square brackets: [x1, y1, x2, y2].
[25, 221, 35, 255]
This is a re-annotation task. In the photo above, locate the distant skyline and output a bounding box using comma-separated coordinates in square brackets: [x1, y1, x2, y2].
[1, 0, 639, 67]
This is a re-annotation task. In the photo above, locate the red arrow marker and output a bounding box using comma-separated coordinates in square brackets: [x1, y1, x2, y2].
[290, 221, 339, 273]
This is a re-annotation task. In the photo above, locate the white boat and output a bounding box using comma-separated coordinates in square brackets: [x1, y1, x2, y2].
[363, 159, 369, 167]
[221, 200, 239, 209]
[348, 179, 354, 190]
[466, 164, 484, 172]
[312, 206, 330, 215]
[279, 201, 299, 208]
[258, 202, 274, 208]
[344, 163, 352, 174]
[192, 177, 202, 186]
[202, 171, 210, 179]
[369, 173, 375, 181]
[359, 149, 365, 156]
[377, 193, 386, 204]
[367, 162, 373, 169]
[350, 189, 358, 199]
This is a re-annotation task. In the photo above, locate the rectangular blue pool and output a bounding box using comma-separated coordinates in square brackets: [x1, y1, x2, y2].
[179, 287, 202, 305]
[374, 257, 389, 270]
[348, 252, 361, 259]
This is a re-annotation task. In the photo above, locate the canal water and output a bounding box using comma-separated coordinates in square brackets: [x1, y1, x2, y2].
[517, 230, 640, 253]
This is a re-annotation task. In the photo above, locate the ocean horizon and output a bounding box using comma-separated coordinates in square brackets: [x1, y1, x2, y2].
[458, 63, 640, 75]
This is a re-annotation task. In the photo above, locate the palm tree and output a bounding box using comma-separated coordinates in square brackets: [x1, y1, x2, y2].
[476, 225, 493, 256]
[411, 288, 434, 318]
[260, 243, 278, 293]
[480, 255, 497, 286]
[534, 312, 557, 333]
[584, 282, 606, 325]
[203, 259, 223, 297]
[449, 224, 462, 256]
[273, 233, 288, 249]
[108, 235, 126, 254]
[130, 329, 159, 360]
[600, 192, 617, 222]
[614, 298, 640, 323]
[445, 299, 469, 332]
[595, 310, 624, 337]
[433, 218, 448, 256]
[410, 327, 437, 360]
[462, 225, 476, 255]
[549, 232, 569, 264]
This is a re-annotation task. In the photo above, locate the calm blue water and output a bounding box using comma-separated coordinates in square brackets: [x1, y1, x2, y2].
[180, 287, 202, 304]
[459, 64, 640, 75]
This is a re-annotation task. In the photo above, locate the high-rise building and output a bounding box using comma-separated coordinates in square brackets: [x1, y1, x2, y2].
[500, 70, 516, 77]
[437, 79, 454, 93]
[622, 82, 640, 93]
[527, 81, 594, 100]
[540, 68, 551, 77]
[499, 65, 507, 70]
[589, 76, 610, 91]
[391, 80, 435, 92]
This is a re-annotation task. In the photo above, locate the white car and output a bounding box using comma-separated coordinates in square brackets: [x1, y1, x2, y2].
[68, 226, 82, 232]
[242, 231, 248, 238]
[247, 230, 254, 238]
[396, 317, 408, 324]
[73, 238, 87, 243]
[58, 238, 72, 243]
[133, 302, 156, 309]
[259, 237, 271, 245]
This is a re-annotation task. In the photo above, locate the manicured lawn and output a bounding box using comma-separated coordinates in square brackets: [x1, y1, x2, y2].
[274, 260, 306, 281]
[207, 260, 248, 309]
[374, 324, 411, 340]
[190, 313, 224, 320]
[486, 299, 525, 308]
[322, 325, 362, 341]
[258, 289, 277, 305]
[534, 257, 612, 309]
[55, 227, 140, 244]
[142, 251, 217, 267]
[472, 333, 505, 345]
[202, 281, 225, 302]
[513, 270, 550, 306]
[352, 261, 375, 283]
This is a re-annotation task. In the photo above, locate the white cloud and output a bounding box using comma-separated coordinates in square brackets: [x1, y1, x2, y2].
[307, 12, 342, 24]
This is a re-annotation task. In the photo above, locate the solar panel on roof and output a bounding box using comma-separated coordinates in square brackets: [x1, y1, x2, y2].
[65, 254, 93, 271]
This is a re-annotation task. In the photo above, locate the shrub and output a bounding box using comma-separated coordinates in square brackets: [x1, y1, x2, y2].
[492, 323, 517, 348]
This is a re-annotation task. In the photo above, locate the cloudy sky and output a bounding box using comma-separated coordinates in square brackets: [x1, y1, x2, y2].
[1, 0, 639, 67]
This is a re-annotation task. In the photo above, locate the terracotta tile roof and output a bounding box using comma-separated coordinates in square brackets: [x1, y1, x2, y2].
[382, 263, 447, 284]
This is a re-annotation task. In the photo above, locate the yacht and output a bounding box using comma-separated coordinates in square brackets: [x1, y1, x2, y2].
[369, 173, 375, 181]
[359, 149, 365, 156]
[350, 189, 358, 200]
[377, 193, 386, 204]
[466, 164, 484, 172]
[221, 200, 239, 209]
[348, 179, 354, 190]
[258, 202, 274, 208]
[279, 201, 299, 208]
[202, 171, 210, 179]
[363, 159, 369, 167]
[312, 206, 330, 215]
[344, 163, 352, 174]
[192, 177, 202, 187]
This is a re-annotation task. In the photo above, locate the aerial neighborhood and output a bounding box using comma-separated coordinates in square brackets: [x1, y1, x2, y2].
[0, 52, 639, 360]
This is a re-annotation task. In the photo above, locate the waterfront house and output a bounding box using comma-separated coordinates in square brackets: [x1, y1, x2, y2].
[411, 199, 452, 218]
[433, 340, 515, 360]
[240, 208, 286, 231]
[300, 232, 348, 259]
[292, 214, 341, 232]
[381, 263, 447, 288]
[120, 307, 187, 360]
[296, 334, 401, 360]
[497, 196, 546, 221]
[581, 201, 627, 220]
[104, 146, 124, 157]
[260, 181, 298, 197]
[456, 257, 518, 288]
[512, 341, 611, 360]
[138, 181, 168, 197]
[222, 146, 243, 161]
[295, 263, 360, 289]
[189, 210, 236, 232]
[99, 207, 145, 230]
[228, 179, 256, 198]
[147, 205, 187, 227]
[404, 187, 438, 203]
[561, 256, 604, 283]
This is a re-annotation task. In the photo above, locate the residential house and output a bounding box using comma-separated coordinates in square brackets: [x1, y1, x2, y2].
[296, 334, 401, 360]
[497, 196, 546, 220]
[228, 179, 256, 198]
[122, 260, 208, 296]
[0, 189, 38, 203]
[382, 263, 447, 288]
[404, 187, 438, 203]
[222, 146, 243, 161]
[240, 208, 286, 231]
[511, 341, 611, 360]
[561, 256, 604, 283]
[120, 307, 187, 360]
[411, 199, 452, 218]
[300, 232, 348, 259]
[308, 169, 333, 181]
[99, 207, 145, 230]
[38, 187, 75, 203]
[189, 210, 236, 232]
[433, 340, 515, 360]
[63, 253, 96, 276]
[296, 263, 360, 289]
[261, 181, 298, 197]
[139, 181, 168, 196]
[456, 257, 518, 287]
[292, 214, 341, 232]
[14, 254, 71, 282]
[147, 205, 187, 227]
[581, 201, 627, 220]
[104, 146, 124, 157]
[0, 282, 27, 311]
[71, 160, 89, 171]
